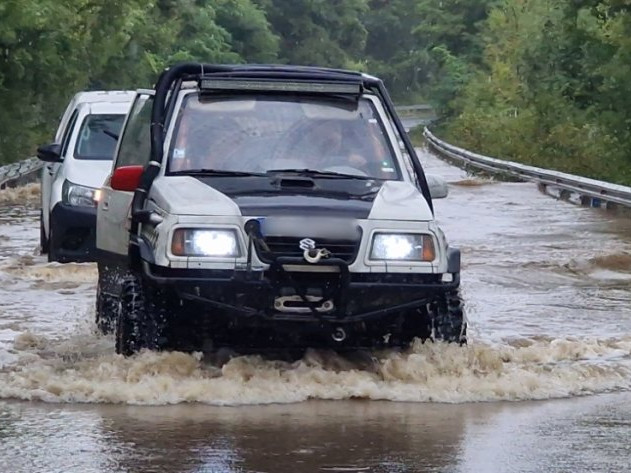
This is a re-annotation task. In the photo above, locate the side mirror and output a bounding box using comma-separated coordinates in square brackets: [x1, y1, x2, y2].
[111, 165, 144, 192]
[37, 143, 62, 163]
[426, 174, 449, 199]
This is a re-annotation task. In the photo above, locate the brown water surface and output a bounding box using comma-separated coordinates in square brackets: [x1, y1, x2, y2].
[1, 150, 631, 471]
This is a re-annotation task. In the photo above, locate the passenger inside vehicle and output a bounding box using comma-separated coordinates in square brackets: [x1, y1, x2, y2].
[170, 108, 242, 172]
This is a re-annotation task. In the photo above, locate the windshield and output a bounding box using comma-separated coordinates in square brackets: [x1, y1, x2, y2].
[74, 114, 125, 160]
[167, 94, 400, 180]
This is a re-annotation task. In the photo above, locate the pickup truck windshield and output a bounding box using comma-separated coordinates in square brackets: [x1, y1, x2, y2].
[74, 114, 125, 160]
[167, 94, 400, 180]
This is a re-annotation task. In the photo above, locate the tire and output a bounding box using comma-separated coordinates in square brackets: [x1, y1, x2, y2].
[40, 210, 49, 254]
[430, 290, 467, 344]
[95, 266, 117, 335]
[47, 227, 57, 262]
[115, 271, 170, 356]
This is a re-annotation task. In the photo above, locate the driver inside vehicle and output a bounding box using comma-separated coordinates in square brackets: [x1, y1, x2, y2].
[293, 118, 394, 178]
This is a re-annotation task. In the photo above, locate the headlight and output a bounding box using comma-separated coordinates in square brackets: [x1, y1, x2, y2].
[171, 229, 240, 257]
[62, 180, 97, 207]
[370, 233, 435, 261]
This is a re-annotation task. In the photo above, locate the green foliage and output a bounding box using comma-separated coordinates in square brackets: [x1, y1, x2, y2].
[254, 0, 368, 67]
[213, 0, 279, 63]
[444, 0, 631, 185]
[361, 0, 493, 103]
[0, 0, 151, 163]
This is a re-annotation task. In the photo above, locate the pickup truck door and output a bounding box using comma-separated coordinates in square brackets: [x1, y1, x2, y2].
[97, 93, 154, 257]
[42, 109, 79, 236]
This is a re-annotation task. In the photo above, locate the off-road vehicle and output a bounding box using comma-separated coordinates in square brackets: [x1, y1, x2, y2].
[95, 63, 466, 356]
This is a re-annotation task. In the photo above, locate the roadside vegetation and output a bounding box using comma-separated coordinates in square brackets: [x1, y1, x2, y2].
[1, 1, 630, 185]
[441, 1, 631, 186]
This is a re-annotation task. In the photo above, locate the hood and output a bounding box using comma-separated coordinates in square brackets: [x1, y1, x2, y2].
[197, 174, 381, 218]
[231, 194, 372, 218]
[368, 180, 433, 221]
[148, 175, 432, 222]
[149, 176, 242, 215]
[63, 159, 114, 189]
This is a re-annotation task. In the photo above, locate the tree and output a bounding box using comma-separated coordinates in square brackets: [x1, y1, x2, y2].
[254, 0, 368, 68]
[445, 0, 631, 184]
[362, 0, 494, 103]
[214, 0, 279, 63]
[0, 0, 150, 163]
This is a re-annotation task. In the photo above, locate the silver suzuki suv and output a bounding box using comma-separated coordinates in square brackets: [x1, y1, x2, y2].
[95, 63, 466, 356]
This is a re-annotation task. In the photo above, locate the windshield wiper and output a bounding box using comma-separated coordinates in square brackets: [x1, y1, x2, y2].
[102, 129, 119, 140]
[169, 169, 266, 177]
[265, 168, 370, 179]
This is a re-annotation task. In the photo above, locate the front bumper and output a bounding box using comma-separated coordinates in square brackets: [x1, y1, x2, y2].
[50, 203, 98, 263]
[141, 258, 459, 323]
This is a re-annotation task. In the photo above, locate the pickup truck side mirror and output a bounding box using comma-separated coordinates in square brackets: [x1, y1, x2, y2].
[37, 143, 63, 163]
[426, 174, 449, 199]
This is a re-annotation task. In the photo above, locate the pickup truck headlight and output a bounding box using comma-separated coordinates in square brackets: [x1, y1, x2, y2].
[370, 233, 435, 261]
[171, 228, 240, 257]
[62, 180, 97, 207]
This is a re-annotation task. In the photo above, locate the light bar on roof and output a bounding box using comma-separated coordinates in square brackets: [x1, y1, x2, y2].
[199, 78, 361, 95]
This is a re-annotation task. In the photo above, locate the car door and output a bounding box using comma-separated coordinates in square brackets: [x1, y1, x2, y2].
[97, 93, 154, 258]
[42, 109, 79, 237]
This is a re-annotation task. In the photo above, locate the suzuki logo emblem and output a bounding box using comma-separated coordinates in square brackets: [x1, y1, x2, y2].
[299, 238, 316, 251]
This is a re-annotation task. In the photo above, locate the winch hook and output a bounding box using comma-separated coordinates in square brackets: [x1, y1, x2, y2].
[304, 248, 330, 264]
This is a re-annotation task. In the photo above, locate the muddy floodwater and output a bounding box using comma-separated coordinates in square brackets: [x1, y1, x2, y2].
[1, 149, 631, 472]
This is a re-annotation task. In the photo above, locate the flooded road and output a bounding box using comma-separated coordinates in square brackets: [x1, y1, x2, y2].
[1, 149, 631, 471]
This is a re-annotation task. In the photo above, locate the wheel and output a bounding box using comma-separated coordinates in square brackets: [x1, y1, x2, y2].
[430, 290, 467, 344]
[95, 265, 118, 335]
[39, 210, 49, 254]
[115, 271, 170, 356]
[47, 226, 57, 262]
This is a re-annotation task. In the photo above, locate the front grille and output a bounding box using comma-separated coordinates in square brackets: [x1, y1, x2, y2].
[257, 236, 360, 264]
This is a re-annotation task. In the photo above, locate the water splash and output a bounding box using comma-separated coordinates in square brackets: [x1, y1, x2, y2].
[589, 253, 631, 272]
[0, 183, 40, 205]
[450, 178, 496, 187]
[1, 330, 630, 406]
[1, 258, 97, 284]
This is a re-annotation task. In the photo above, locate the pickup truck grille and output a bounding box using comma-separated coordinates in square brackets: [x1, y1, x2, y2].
[257, 236, 359, 264]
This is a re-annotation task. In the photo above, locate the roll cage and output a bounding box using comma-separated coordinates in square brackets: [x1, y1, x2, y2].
[129, 63, 434, 237]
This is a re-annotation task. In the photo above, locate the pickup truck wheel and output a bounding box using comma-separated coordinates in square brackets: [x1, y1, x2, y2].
[47, 227, 57, 262]
[39, 210, 49, 254]
[115, 272, 167, 356]
[431, 290, 467, 345]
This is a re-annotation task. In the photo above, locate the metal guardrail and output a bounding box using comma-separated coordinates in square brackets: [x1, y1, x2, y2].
[424, 127, 631, 209]
[395, 104, 433, 113]
[394, 104, 436, 131]
[395, 104, 436, 120]
[0, 157, 43, 190]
